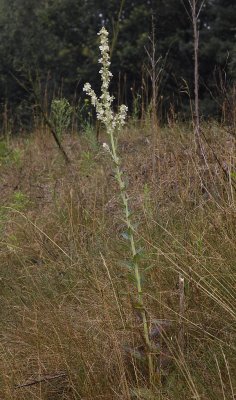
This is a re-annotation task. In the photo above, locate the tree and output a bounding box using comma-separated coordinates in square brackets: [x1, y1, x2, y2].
[0, 0, 235, 130]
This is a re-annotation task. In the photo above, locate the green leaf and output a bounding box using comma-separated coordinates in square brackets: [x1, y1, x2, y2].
[133, 247, 144, 263]
[231, 171, 236, 180]
[121, 226, 133, 240]
[121, 231, 130, 240]
[132, 301, 144, 310]
[119, 261, 135, 271]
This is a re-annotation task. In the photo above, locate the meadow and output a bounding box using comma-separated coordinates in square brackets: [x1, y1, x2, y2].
[0, 112, 235, 399]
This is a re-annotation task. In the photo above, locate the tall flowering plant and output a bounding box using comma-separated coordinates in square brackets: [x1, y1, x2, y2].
[83, 27, 154, 381]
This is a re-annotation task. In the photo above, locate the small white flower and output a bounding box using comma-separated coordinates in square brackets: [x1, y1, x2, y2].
[98, 27, 108, 37]
[102, 142, 110, 152]
[83, 83, 91, 92]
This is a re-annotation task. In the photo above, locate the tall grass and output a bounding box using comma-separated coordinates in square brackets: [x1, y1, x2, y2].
[0, 117, 235, 399]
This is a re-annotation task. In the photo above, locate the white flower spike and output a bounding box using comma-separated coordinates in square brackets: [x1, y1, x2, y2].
[83, 26, 127, 134]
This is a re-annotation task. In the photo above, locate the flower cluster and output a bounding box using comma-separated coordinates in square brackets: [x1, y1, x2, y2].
[83, 27, 128, 134]
[102, 142, 110, 152]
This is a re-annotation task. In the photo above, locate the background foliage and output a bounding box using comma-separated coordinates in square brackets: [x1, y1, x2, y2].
[0, 0, 235, 130]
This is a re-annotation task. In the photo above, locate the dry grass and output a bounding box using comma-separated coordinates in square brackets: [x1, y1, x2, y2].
[0, 121, 235, 399]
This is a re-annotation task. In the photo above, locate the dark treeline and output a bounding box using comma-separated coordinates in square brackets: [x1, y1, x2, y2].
[0, 0, 235, 131]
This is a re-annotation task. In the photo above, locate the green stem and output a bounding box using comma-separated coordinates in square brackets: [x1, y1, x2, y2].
[108, 127, 154, 382]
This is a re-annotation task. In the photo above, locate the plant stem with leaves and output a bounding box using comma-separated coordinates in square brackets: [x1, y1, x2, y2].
[83, 27, 154, 382]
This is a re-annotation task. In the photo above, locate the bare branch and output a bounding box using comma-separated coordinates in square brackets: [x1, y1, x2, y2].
[181, 0, 192, 22]
[197, 0, 205, 19]
[15, 372, 67, 389]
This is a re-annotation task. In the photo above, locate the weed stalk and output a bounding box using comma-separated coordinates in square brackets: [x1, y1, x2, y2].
[83, 26, 154, 383]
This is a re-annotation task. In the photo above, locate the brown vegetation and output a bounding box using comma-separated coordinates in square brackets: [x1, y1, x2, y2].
[0, 120, 235, 399]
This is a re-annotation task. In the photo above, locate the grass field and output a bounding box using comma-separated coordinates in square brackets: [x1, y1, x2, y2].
[0, 119, 235, 399]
